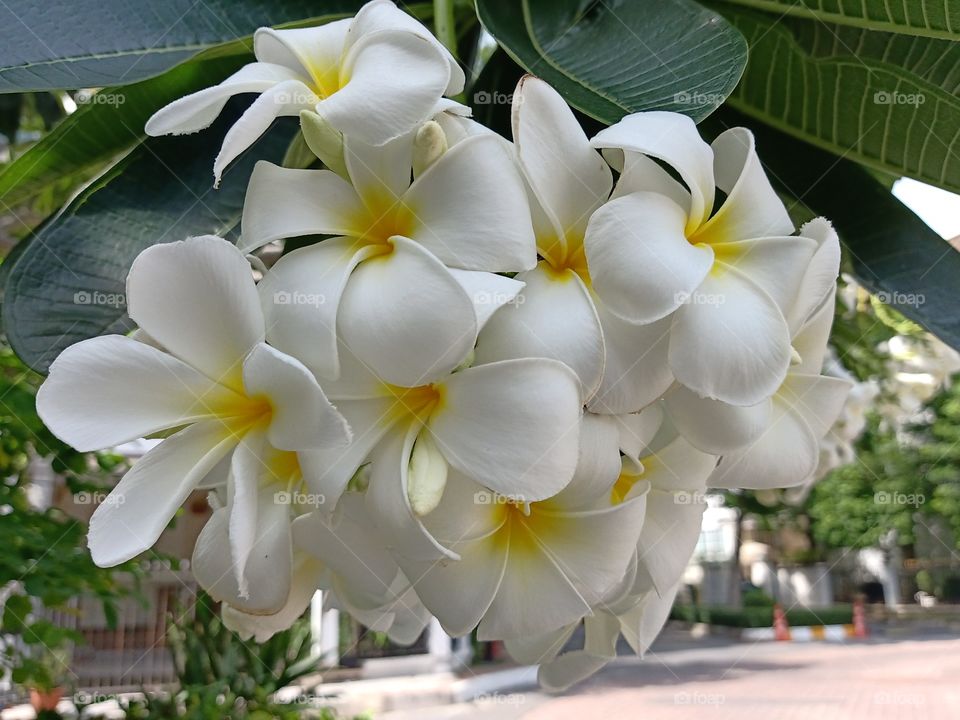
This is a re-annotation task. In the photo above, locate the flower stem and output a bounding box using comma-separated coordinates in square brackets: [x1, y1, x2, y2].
[433, 0, 458, 56]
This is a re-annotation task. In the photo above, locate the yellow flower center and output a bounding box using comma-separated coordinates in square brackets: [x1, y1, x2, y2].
[539, 231, 590, 285]
[384, 382, 446, 426]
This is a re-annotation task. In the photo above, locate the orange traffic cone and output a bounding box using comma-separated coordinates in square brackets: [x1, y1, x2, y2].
[773, 603, 791, 641]
[852, 597, 869, 639]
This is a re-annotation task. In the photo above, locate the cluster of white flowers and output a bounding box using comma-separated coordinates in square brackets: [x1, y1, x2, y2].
[36, 0, 852, 689]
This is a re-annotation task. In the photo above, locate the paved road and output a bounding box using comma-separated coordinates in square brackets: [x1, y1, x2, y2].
[383, 631, 960, 719]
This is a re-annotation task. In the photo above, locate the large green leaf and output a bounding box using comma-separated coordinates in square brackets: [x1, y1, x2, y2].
[720, 8, 960, 193]
[476, 0, 748, 122]
[0, 55, 247, 210]
[3, 102, 296, 372]
[718, 0, 960, 39]
[711, 108, 960, 349]
[0, 0, 379, 92]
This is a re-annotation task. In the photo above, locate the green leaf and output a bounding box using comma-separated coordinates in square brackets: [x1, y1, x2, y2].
[719, 8, 960, 193]
[711, 108, 960, 350]
[0, 1, 380, 92]
[476, 0, 748, 123]
[0, 55, 247, 210]
[717, 0, 960, 39]
[3, 101, 296, 372]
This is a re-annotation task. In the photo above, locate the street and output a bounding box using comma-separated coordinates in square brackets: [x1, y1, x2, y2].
[383, 630, 960, 719]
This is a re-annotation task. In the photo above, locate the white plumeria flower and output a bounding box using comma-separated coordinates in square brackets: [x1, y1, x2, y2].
[393, 414, 647, 640]
[475, 77, 679, 414]
[302, 348, 583, 562]
[660, 219, 853, 487]
[587, 114, 819, 406]
[36, 236, 350, 569]
[145, 0, 464, 183]
[219, 494, 419, 640]
[474, 77, 608, 401]
[506, 411, 716, 689]
[243, 130, 535, 387]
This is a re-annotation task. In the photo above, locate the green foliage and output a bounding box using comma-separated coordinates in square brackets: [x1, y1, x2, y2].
[84, 592, 332, 719]
[717, 7, 960, 193]
[0, 1, 381, 92]
[0, 345, 137, 692]
[476, 0, 748, 122]
[2, 103, 296, 372]
[671, 604, 854, 627]
[168, 592, 317, 696]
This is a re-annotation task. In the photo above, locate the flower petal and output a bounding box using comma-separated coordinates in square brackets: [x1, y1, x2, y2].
[240, 163, 366, 252]
[298, 397, 397, 501]
[691, 127, 794, 244]
[346, 0, 464, 95]
[793, 296, 835, 374]
[445, 268, 526, 331]
[258, 237, 369, 380]
[614, 405, 664, 461]
[591, 112, 715, 230]
[193, 499, 293, 614]
[709, 236, 816, 316]
[294, 497, 400, 611]
[512, 76, 612, 240]
[242, 343, 351, 450]
[551, 413, 622, 509]
[126, 236, 263, 392]
[213, 79, 320, 184]
[430, 358, 582, 502]
[474, 264, 604, 399]
[539, 651, 611, 692]
[709, 394, 819, 490]
[319, 29, 450, 146]
[365, 425, 458, 561]
[338, 237, 477, 386]
[619, 583, 681, 656]
[253, 23, 349, 81]
[788, 218, 841, 335]
[343, 132, 414, 208]
[37, 335, 240, 451]
[664, 385, 770, 454]
[585, 192, 714, 324]
[145, 62, 306, 137]
[588, 305, 674, 414]
[222, 554, 325, 642]
[669, 270, 791, 405]
[611, 151, 690, 210]
[404, 134, 537, 271]
[504, 624, 576, 665]
[88, 420, 237, 566]
[479, 496, 647, 639]
[710, 374, 851, 490]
